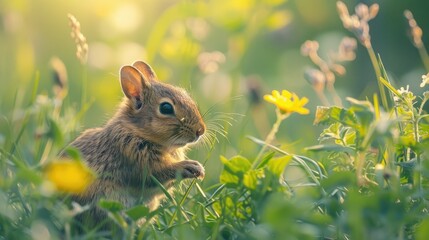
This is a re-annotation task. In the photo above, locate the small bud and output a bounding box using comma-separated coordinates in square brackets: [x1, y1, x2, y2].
[355, 4, 369, 20]
[336, 1, 350, 19]
[404, 10, 423, 48]
[337, 37, 357, 61]
[50, 57, 68, 100]
[369, 4, 379, 19]
[331, 64, 346, 76]
[420, 73, 429, 88]
[301, 40, 319, 56]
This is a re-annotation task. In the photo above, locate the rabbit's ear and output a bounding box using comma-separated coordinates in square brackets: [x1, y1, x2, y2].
[120, 65, 149, 108]
[132, 61, 158, 82]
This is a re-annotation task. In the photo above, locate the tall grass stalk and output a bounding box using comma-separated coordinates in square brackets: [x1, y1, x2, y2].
[167, 140, 216, 228]
[367, 46, 389, 110]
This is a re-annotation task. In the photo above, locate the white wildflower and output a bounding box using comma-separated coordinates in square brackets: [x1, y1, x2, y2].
[420, 73, 429, 87]
[394, 85, 410, 102]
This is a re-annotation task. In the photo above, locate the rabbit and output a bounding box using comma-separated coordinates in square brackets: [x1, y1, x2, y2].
[68, 61, 205, 226]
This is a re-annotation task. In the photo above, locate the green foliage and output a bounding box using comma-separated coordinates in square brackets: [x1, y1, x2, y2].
[3, 0, 429, 239]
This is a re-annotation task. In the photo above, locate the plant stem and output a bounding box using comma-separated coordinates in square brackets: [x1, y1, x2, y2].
[418, 97, 429, 115]
[39, 140, 53, 165]
[417, 44, 429, 72]
[81, 65, 88, 110]
[326, 82, 342, 107]
[367, 46, 388, 110]
[309, 50, 342, 107]
[252, 109, 287, 168]
[315, 90, 330, 106]
[355, 151, 366, 186]
[413, 109, 422, 195]
[415, 153, 422, 196]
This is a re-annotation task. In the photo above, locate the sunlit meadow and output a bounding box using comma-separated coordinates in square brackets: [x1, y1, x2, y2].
[2, 0, 429, 239]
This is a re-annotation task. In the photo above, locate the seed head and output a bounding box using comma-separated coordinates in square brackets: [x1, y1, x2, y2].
[50, 57, 68, 100]
[301, 40, 319, 56]
[337, 37, 357, 61]
[404, 10, 423, 48]
[68, 14, 88, 64]
[336, 1, 379, 48]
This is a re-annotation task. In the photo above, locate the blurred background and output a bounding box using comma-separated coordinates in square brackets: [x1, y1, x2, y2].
[1, 0, 429, 184]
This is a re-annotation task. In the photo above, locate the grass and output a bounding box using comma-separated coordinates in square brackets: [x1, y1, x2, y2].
[2, 1, 429, 239]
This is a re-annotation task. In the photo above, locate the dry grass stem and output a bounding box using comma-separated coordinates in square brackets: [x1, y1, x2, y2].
[404, 10, 423, 48]
[301, 37, 357, 107]
[337, 1, 389, 110]
[404, 10, 429, 71]
[336, 1, 378, 48]
[68, 14, 88, 64]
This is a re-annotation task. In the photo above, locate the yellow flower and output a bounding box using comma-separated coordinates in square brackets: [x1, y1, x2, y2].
[44, 160, 95, 194]
[264, 90, 310, 115]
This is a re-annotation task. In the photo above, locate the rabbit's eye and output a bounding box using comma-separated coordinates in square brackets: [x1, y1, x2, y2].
[159, 102, 174, 115]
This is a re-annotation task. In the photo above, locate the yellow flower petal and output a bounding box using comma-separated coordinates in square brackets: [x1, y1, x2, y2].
[299, 97, 309, 105]
[45, 160, 95, 194]
[296, 107, 310, 115]
[272, 90, 280, 98]
[281, 90, 292, 98]
[264, 89, 310, 115]
[264, 94, 277, 104]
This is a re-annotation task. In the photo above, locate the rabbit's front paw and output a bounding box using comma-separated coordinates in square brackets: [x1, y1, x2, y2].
[178, 160, 205, 179]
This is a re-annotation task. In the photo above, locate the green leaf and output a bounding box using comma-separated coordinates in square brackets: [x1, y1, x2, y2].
[0, 192, 17, 221]
[220, 155, 252, 173]
[313, 106, 358, 128]
[320, 172, 356, 193]
[220, 155, 252, 185]
[16, 167, 43, 185]
[346, 97, 375, 129]
[305, 144, 355, 155]
[65, 147, 82, 160]
[319, 123, 342, 142]
[379, 76, 401, 98]
[243, 170, 259, 190]
[346, 97, 374, 110]
[150, 176, 176, 204]
[219, 168, 239, 185]
[266, 156, 292, 177]
[47, 117, 64, 146]
[339, 125, 356, 145]
[125, 205, 150, 221]
[110, 212, 128, 228]
[416, 218, 429, 240]
[98, 199, 124, 213]
[377, 55, 390, 81]
[255, 151, 275, 169]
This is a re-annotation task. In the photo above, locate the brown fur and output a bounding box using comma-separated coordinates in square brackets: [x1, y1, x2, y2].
[68, 61, 205, 225]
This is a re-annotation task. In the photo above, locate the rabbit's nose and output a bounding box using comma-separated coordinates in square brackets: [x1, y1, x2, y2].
[196, 127, 205, 138]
